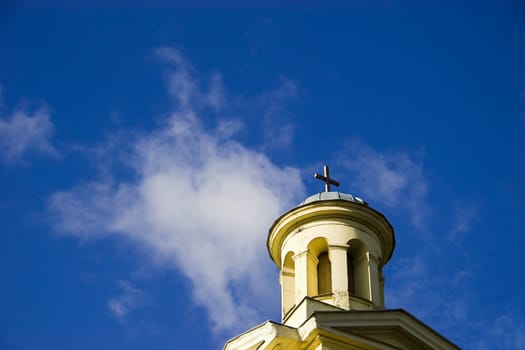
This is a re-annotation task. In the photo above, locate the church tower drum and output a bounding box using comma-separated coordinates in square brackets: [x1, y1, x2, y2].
[268, 190, 395, 322]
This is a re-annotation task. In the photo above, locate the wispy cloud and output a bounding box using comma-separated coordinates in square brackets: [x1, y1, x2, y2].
[259, 76, 297, 151]
[449, 201, 477, 242]
[486, 312, 525, 349]
[205, 72, 226, 111]
[386, 255, 465, 344]
[0, 89, 58, 163]
[107, 280, 143, 321]
[387, 253, 525, 349]
[49, 47, 305, 332]
[156, 47, 228, 114]
[338, 140, 428, 229]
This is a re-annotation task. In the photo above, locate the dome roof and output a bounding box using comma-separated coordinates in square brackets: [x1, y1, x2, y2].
[300, 191, 368, 206]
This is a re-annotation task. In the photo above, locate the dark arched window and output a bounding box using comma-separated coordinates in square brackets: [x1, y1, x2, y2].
[317, 252, 332, 295]
[347, 251, 355, 295]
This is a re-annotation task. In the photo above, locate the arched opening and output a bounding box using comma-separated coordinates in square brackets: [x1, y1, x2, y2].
[282, 251, 295, 316]
[317, 252, 332, 295]
[347, 240, 369, 300]
[308, 237, 331, 296]
[347, 249, 355, 295]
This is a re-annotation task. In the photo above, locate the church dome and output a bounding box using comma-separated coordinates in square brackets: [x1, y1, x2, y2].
[300, 191, 368, 206]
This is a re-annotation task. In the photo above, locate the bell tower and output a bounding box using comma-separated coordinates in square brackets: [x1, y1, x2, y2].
[268, 189, 394, 322]
[224, 165, 459, 350]
[268, 165, 395, 326]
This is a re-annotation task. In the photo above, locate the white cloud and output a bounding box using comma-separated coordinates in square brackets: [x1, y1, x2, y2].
[338, 140, 428, 228]
[107, 281, 143, 321]
[49, 48, 305, 332]
[107, 280, 143, 321]
[0, 102, 58, 163]
[156, 47, 228, 114]
[215, 118, 243, 139]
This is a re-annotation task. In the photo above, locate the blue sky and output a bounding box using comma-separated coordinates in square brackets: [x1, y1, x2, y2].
[0, 1, 523, 349]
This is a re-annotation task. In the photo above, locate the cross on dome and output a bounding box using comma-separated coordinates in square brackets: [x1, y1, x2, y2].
[314, 164, 340, 192]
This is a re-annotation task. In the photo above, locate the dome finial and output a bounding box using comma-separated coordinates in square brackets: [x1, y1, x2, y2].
[314, 164, 340, 192]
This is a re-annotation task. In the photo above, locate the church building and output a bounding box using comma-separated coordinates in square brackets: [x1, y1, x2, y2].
[224, 165, 459, 350]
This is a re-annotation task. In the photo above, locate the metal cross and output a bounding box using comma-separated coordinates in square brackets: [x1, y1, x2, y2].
[314, 165, 340, 192]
